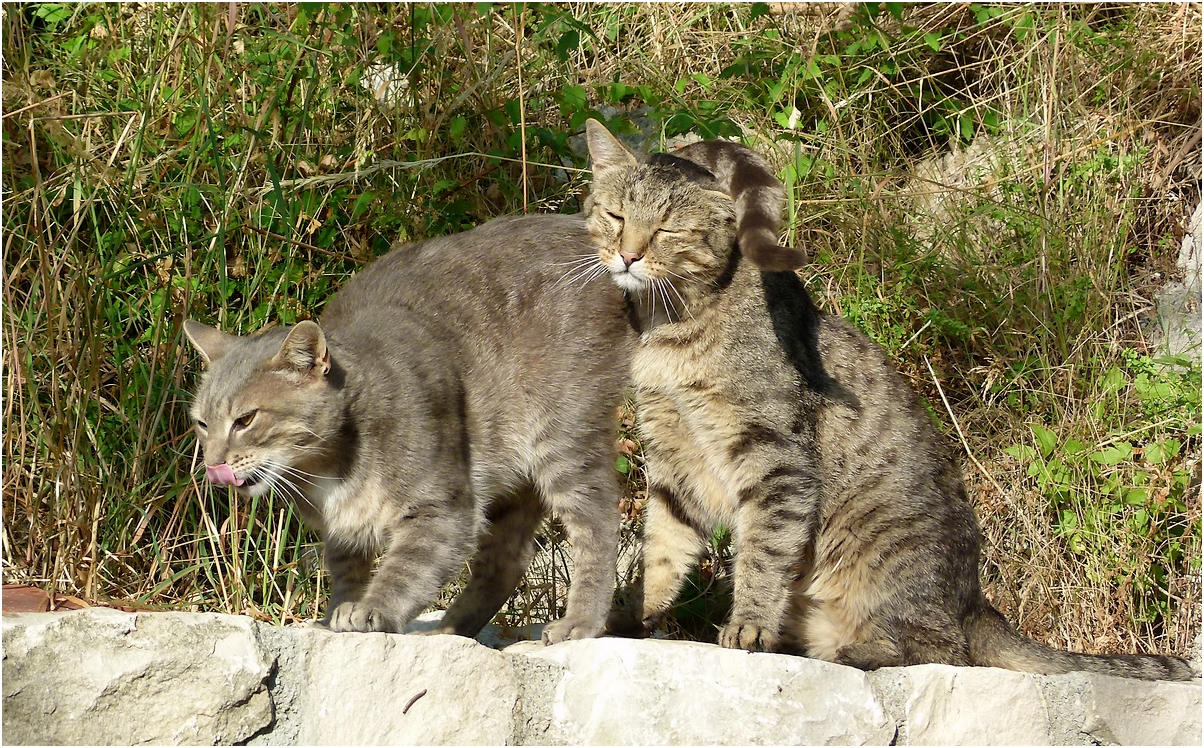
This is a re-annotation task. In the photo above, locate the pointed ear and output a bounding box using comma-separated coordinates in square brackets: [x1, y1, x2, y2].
[272, 321, 331, 380]
[183, 320, 237, 365]
[585, 119, 637, 173]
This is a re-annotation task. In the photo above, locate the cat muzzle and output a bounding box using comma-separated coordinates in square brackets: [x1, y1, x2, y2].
[206, 463, 245, 487]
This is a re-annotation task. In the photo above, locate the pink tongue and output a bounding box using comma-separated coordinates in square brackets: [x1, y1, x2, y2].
[206, 463, 245, 487]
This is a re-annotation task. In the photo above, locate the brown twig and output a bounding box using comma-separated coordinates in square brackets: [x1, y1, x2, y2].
[514, 3, 529, 213]
[2, 91, 71, 120]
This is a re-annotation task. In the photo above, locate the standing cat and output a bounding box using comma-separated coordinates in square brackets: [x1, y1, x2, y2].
[584, 119, 1193, 680]
[184, 213, 633, 643]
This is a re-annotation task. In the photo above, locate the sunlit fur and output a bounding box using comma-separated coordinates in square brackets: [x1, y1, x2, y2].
[186, 214, 634, 643]
[584, 120, 1193, 680]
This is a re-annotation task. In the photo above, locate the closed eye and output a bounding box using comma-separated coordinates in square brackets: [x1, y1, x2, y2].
[604, 210, 624, 224]
[232, 410, 258, 430]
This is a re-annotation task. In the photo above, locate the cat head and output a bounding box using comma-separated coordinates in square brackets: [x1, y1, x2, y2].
[583, 119, 738, 295]
[183, 319, 341, 497]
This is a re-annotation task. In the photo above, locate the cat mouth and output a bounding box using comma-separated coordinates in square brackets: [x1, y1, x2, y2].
[609, 266, 650, 293]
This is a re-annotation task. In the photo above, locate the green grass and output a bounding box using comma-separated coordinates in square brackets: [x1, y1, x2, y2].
[3, 2, 1199, 657]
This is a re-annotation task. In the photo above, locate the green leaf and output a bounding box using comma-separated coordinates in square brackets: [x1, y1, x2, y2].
[1064, 439, 1087, 456]
[560, 84, 588, 113]
[924, 32, 942, 52]
[1125, 488, 1148, 506]
[1004, 444, 1038, 462]
[615, 456, 631, 475]
[1098, 365, 1126, 395]
[959, 112, 974, 141]
[504, 98, 522, 125]
[1031, 424, 1057, 458]
[351, 191, 375, 219]
[1091, 442, 1133, 466]
[449, 116, 467, 139]
[1145, 439, 1181, 465]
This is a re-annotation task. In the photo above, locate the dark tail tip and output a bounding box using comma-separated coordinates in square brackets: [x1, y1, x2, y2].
[740, 237, 808, 272]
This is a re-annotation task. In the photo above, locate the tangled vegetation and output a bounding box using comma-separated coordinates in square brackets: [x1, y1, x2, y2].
[3, 2, 1199, 658]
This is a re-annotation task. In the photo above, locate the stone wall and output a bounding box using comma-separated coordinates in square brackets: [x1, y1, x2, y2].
[3, 608, 1199, 745]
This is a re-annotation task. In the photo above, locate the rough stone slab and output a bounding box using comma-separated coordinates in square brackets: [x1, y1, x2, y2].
[520, 637, 896, 745]
[1, 608, 273, 745]
[1076, 671, 1202, 746]
[4, 608, 1199, 746]
[287, 628, 523, 745]
[879, 664, 1058, 745]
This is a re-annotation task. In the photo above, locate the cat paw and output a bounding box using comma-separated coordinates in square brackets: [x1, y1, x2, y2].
[718, 620, 779, 652]
[541, 616, 603, 645]
[326, 601, 398, 633]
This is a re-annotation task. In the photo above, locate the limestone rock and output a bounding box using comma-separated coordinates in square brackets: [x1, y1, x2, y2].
[1077, 671, 1202, 746]
[877, 664, 1058, 745]
[522, 637, 896, 745]
[286, 628, 523, 745]
[2, 608, 273, 745]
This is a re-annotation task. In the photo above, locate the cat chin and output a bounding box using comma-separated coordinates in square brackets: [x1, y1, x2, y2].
[237, 481, 272, 498]
[608, 270, 649, 294]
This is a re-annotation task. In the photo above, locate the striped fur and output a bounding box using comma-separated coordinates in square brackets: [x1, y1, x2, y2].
[583, 119, 1193, 680]
[185, 214, 633, 643]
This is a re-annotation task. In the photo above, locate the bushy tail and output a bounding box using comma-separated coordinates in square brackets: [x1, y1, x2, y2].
[671, 140, 807, 271]
[964, 601, 1196, 682]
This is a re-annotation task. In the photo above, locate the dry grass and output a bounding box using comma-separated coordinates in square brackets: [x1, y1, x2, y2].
[3, 3, 1199, 657]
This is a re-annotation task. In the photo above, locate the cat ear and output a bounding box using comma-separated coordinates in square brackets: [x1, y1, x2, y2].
[183, 320, 237, 364]
[585, 119, 637, 173]
[272, 321, 331, 380]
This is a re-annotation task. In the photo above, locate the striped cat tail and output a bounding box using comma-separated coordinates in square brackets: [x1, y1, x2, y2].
[964, 601, 1195, 681]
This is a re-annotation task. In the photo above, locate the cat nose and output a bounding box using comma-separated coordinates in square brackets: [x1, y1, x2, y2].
[619, 250, 642, 268]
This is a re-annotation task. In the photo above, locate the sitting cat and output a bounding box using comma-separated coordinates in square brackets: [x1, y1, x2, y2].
[584, 119, 1193, 680]
[184, 213, 633, 642]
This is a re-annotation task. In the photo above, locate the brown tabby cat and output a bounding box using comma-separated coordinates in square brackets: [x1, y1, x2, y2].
[584, 119, 1193, 680]
[184, 213, 633, 643]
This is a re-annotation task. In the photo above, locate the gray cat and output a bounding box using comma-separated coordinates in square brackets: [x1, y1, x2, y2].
[184, 213, 633, 642]
[584, 119, 1193, 680]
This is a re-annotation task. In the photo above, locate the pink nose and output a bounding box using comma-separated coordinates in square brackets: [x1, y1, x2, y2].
[619, 251, 642, 268]
[206, 463, 244, 487]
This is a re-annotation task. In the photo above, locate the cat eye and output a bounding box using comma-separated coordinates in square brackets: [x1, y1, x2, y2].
[232, 410, 258, 430]
[604, 210, 624, 224]
[195, 420, 208, 432]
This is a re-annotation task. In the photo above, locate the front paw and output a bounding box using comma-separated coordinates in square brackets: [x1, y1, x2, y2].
[541, 616, 603, 645]
[326, 600, 398, 633]
[718, 619, 779, 652]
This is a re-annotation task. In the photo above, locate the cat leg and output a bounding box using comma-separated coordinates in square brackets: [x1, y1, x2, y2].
[627, 481, 710, 634]
[321, 539, 374, 626]
[328, 481, 478, 634]
[536, 463, 622, 644]
[721, 469, 820, 652]
[433, 487, 544, 638]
